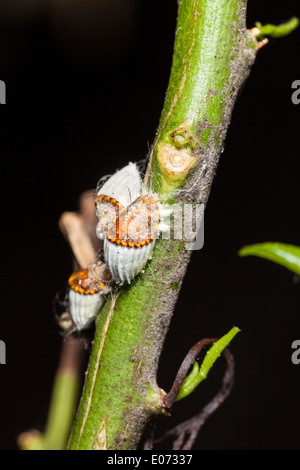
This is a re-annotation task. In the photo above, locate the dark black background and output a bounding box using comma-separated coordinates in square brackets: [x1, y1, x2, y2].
[0, 0, 300, 450]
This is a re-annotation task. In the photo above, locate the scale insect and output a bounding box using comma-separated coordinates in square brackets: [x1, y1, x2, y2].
[56, 161, 170, 336]
[103, 195, 161, 284]
[62, 261, 112, 333]
[95, 162, 142, 240]
[96, 162, 170, 285]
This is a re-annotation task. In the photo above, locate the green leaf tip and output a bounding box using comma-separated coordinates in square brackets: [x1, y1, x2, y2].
[175, 326, 240, 402]
[255, 17, 299, 40]
[238, 242, 300, 276]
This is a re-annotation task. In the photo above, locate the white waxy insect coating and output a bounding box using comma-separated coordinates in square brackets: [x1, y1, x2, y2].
[103, 237, 155, 285]
[96, 163, 171, 285]
[96, 162, 142, 240]
[96, 162, 142, 208]
[69, 289, 104, 331]
[103, 195, 161, 285]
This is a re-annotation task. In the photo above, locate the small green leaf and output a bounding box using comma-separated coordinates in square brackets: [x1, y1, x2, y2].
[255, 17, 299, 40]
[175, 326, 240, 402]
[238, 242, 300, 276]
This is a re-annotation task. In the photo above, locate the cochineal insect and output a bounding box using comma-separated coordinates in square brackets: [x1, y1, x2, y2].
[103, 194, 164, 284]
[95, 162, 142, 240]
[96, 162, 169, 285]
[62, 261, 112, 333]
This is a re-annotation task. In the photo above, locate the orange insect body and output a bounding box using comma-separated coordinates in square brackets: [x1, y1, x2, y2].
[68, 264, 110, 295]
[95, 162, 169, 285]
[103, 195, 162, 284]
[67, 262, 111, 331]
[106, 195, 160, 248]
[95, 162, 142, 240]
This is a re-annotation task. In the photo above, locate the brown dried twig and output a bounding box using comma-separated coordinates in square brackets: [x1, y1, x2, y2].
[144, 348, 235, 450]
[58, 212, 96, 270]
[163, 338, 217, 409]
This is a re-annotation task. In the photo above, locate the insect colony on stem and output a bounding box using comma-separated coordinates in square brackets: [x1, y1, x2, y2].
[58, 162, 170, 334]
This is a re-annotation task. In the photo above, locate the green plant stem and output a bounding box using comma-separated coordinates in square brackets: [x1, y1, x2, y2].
[68, 0, 258, 450]
[42, 373, 79, 450]
[176, 327, 240, 402]
[255, 17, 299, 40]
[21, 336, 82, 450]
[43, 337, 82, 450]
